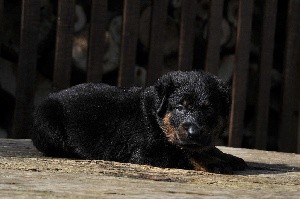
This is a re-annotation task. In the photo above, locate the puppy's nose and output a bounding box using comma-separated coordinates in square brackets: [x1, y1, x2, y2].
[182, 122, 201, 139]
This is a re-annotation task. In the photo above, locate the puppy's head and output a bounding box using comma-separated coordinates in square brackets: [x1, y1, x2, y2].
[154, 71, 230, 151]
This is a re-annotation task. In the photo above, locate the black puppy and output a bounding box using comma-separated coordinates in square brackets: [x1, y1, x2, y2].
[32, 71, 246, 174]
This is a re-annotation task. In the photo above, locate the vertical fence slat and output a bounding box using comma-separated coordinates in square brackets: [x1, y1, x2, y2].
[298, 103, 300, 153]
[146, 0, 169, 86]
[0, 0, 3, 45]
[178, 0, 196, 71]
[254, 0, 278, 150]
[0, 0, 4, 59]
[278, 0, 300, 152]
[87, 0, 107, 83]
[228, 0, 253, 147]
[118, 0, 140, 87]
[12, 0, 40, 138]
[204, 0, 224, 75]
[53, 0, 75, 90]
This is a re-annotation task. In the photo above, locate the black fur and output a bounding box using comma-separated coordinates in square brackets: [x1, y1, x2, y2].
[32, 71, 246, 173]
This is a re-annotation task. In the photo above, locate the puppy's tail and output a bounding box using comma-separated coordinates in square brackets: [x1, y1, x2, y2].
[31, 97, 76, 158]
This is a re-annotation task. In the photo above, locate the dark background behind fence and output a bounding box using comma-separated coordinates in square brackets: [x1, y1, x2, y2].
[0, 0, 299, 153]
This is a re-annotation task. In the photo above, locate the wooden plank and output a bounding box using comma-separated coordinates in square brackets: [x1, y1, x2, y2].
[86, 0, 107, 83]
[228, 0, 253, 147]
[0, 0, 3, 45]
[298, 103, 300, 153]
[0, 0, 3, 19]
[0, 0, 5, 60]
[0, 0, 19, 64]
[118, 0, 140, 87]
[0, 139, 42, 157]
[204, 0, 224, 75]
[178, 0, 196, 71]
[278, 0, 300, 153]
[11, 0, 41, 138]
[53, 0, 75, 90]
[0, 139, 300, 197]
[254, 0, 278, 150]
[146, 0, 168, 86]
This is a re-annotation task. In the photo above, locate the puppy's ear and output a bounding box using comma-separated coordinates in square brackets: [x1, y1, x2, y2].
[154, 74, 175, 117]
[156, 95, 167, 117]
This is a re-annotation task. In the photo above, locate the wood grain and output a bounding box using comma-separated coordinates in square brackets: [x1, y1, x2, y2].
[0, 139, 299, 198]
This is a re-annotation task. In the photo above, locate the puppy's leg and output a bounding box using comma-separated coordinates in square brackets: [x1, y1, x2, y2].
[208, 147, 247, 171]
[190, 147, 247, 174]
[31, 98, 77, 158]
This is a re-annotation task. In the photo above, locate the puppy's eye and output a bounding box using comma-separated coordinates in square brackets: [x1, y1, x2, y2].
[175, 105, 185, 112]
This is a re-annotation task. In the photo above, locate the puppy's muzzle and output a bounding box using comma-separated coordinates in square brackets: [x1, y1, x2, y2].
[182, 122, 202, 139]
[181, 122, 211, 146]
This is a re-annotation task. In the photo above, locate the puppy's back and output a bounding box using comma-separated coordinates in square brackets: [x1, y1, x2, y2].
[31, 83, 143, 159]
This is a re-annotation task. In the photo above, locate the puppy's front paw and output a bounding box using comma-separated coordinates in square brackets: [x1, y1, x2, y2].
[205, 160, 235, 174]
[190, 147, 247, 174]
[209, 147, 247, 171]
[190, 156, 234, 174]
[226, 154, 247, 171]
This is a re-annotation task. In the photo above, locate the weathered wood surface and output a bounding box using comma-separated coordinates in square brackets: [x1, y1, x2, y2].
[0, 139, 299, 198]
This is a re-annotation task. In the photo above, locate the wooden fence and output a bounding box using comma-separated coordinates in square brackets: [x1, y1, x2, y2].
[1, 0, 299, 153]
